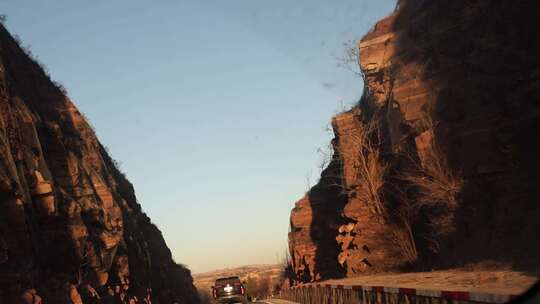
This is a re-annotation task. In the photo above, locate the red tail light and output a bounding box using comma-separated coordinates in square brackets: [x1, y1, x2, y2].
[234, 283, 243, 292]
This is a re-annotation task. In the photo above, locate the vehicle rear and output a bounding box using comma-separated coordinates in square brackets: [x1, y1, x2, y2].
[212, 276, 247, 304]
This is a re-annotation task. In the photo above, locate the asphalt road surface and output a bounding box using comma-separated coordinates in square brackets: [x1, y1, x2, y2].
[255, 299, 298, 304]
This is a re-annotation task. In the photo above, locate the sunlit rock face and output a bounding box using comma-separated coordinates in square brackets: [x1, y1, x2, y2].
[0, 24, 199, 304]
[288, 0, 540, 283]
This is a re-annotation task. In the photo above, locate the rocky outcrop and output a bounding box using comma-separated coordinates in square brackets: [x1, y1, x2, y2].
[289, 156, 347, 282]
[0, 24, 199, 303]
[288, 0, 540, 283]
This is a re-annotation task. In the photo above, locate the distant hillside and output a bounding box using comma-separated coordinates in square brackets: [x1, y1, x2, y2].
[194, 264, 282, 298]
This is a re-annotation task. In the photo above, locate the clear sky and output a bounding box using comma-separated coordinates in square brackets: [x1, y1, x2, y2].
[0, 1, 395, 273]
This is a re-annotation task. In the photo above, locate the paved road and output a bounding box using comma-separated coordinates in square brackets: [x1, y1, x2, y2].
[255, 299, 298, 304]
[219, 298, 297, 304]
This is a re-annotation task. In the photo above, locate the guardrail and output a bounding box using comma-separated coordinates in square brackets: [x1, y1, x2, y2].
[276, 283, 516, 304]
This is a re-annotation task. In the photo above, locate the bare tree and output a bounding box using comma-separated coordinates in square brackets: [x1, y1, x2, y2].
[337, 39, 363, 77]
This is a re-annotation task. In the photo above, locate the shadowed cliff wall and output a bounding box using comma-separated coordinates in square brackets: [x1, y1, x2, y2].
[288, 0, 540, 283]
[0, 24, 199, 304]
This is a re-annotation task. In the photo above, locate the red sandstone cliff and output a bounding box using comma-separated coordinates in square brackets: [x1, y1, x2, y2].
[0, 24, 199, 303]
[288, 0, 540, 283]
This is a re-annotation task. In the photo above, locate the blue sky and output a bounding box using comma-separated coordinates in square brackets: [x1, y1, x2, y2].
[0, 1, 395, 273]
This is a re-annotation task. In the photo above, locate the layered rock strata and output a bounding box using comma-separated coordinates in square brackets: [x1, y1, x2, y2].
[0, 24, 199, 303]
[289, 0, 540, 283]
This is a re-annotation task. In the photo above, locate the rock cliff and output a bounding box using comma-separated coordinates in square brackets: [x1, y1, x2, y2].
[289, 0, 540, 283]
[0, 24, 199, 303]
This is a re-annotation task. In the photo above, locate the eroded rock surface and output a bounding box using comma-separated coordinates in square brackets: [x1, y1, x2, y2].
[0, 24, 199, 303]
[288, 0, 540, 284]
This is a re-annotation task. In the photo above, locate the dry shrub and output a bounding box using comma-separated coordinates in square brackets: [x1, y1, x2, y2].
[275, 246, 295, 290]
[257, 276, 272, 298]
[411, 148, 462, 210]
[389, 185, 418, 263]
[412, 122, 461, 220]
[399, 115, 463, 253]
[346, 113, 388, 217]
[392, 225, 418, 262]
